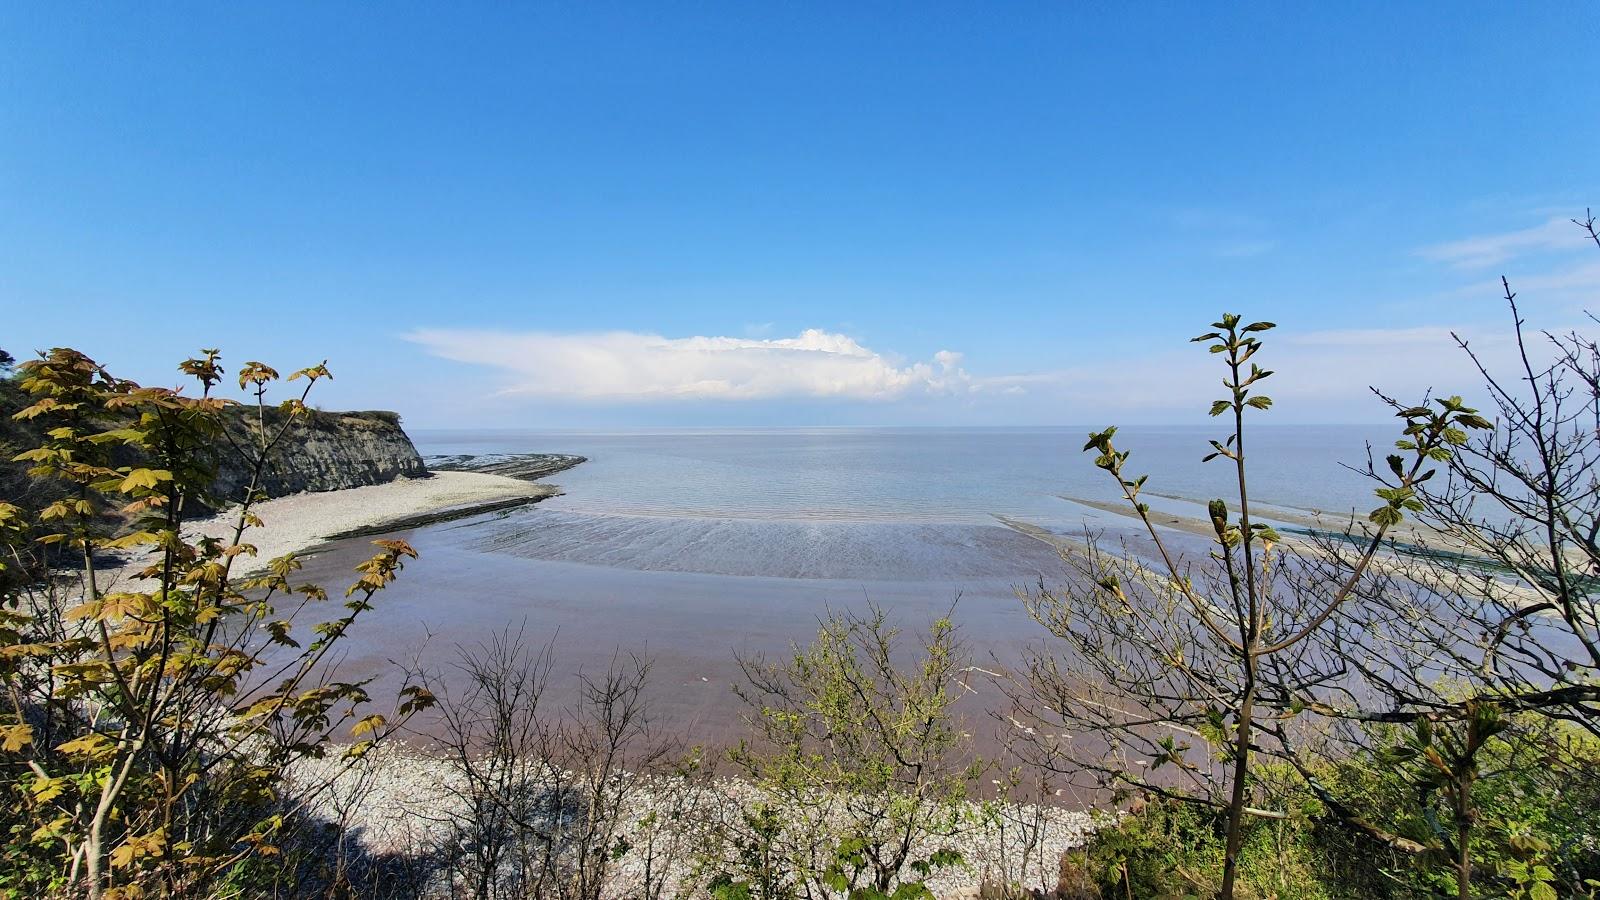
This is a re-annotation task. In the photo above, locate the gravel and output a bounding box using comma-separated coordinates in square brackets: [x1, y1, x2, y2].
[292, 743, 1100, 899]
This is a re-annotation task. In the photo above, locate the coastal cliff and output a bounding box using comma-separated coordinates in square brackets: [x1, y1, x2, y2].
[214, 409, 428, 501]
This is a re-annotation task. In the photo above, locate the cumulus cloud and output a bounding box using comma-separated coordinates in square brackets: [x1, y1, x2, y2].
[1417, 217, 1591, 269]
[404, 327, 978, 401]
[401, 319, 1566, 424]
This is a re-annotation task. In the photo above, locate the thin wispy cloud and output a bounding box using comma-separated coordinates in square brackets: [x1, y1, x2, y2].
[1285, 326, 1463, 347]
[981, 324, 1519, 419]
[1507, 260, 1600, 295]
[405, 328, 981, 401]
[1417, 216, 1591, 270]
[1430, 258, 1600, 309]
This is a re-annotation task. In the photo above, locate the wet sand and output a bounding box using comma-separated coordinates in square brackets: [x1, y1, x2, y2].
[277, 508, 1078, 753]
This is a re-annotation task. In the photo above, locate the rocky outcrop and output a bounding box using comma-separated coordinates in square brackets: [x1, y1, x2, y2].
[426, 453, 586, 482]
[214, 409, 427, 502]
[1, 366, 427, 510]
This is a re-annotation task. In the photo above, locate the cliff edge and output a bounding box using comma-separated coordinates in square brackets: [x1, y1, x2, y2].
[214, 409, 428, 501]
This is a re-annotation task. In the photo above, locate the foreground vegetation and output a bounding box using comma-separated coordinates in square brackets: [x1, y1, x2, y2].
[2, 211, 1599, 898]
[1023, 210, 1600, 899]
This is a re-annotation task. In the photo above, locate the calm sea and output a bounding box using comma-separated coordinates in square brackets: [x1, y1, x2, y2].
[414, 425, 1387, 522]
[298, 426, 1393, 741]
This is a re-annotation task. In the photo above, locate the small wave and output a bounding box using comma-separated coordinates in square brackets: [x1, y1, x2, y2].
[460, 509, 1070, 580]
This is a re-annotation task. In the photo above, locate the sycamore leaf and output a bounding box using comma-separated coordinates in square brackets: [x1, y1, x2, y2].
[238, 362, 281, 388]
[0, 643, 52, 659]
[0, 723, 33, 752]
[117, 468, 172, 493]
[57, 733, 116, 760]
[30, 778, 66, 803]
[89, 427, 147, 445]
[350, 714, 386, 738]
[288, 362, 332, 382]
[104, 531, 161, 550]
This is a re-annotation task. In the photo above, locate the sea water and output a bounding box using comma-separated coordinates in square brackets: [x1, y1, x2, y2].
[294, 426, 1392, 741]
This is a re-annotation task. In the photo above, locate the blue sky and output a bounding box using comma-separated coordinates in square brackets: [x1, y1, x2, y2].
[3, 3, 1598, 426]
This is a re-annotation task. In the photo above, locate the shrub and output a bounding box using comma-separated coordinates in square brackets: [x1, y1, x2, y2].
[1068, 720, 1600, 900]
[720, 607, 979, 899]
[0, 348, 432, 899]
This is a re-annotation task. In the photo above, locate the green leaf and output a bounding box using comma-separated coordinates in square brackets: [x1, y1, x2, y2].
[1209, 400, 1231, 417]
[1370, 506, 1402, 527]
[1082, 427, 1116, 452]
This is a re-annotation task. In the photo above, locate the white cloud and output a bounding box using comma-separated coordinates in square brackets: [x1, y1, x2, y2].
[1285, 326, 1463, 347]
[405, 327, 978, 401]
[1505, 260, 1600, 298]
[1425, 256, 1600, 321]
[402, 319, 1576, 424]
[1417, 217, 1591, 270]
[1275, 326, 1501, 402]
